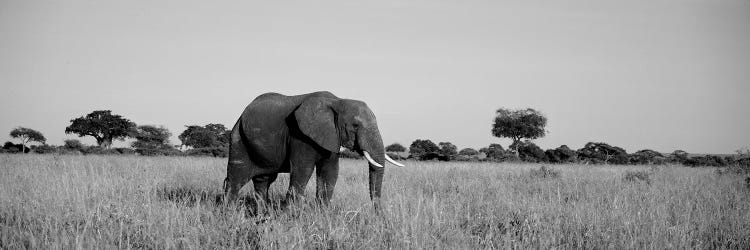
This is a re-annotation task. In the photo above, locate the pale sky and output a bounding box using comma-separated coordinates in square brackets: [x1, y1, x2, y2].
[1, 0, 749, 154]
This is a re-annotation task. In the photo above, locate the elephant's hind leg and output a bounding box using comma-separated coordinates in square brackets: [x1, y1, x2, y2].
[224, 123, 253, 203]
[252, 173, 278, 203]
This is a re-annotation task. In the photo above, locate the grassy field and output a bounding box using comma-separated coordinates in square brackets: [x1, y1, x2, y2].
[1, 154, 748, 249]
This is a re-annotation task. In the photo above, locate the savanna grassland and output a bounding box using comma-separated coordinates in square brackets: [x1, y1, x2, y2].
[1, 154, 748, 249]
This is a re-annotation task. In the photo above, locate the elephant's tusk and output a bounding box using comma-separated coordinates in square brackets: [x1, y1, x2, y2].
[384, 153, 405, 167]
[363, 151, 384, 168]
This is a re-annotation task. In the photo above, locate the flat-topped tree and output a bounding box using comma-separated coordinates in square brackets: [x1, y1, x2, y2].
[65, 110, 136, 149]
[491, 108, 547, 155]
[9, 127, 46, 153]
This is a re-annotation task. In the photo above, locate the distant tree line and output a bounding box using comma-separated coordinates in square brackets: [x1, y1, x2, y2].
[1, 110, 231, 157]
[2, 108, 749, 168]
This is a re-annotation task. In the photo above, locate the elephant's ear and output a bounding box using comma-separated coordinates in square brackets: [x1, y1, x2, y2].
[294, 97, 341, 153]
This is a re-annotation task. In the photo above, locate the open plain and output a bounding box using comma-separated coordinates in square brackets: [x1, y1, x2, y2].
[1, 154, 748, 249]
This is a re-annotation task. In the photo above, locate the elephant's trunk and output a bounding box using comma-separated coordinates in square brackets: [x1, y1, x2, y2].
[358, 127, 386, 201]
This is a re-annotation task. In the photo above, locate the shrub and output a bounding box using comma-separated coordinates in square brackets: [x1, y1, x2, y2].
[115, 148, 136, 155]
[529, 166, 560, 179]
[629, 149, 666, 165]
[386, 152, 406, 160]
[2, 141, 29, 153]
[458, 148, 479, 156]
[409, 139, 440, 160]
[623, 170, 651, 184]
[545, 145, 577, 163]
[669, 150, 689, 164]
[454, 155, 481, 161]
[683, 155, 728, 167]
[80, 146, 103, 155]
[419, 152, 442, 161]
[63, 139, 85, 151]
[577, 142, 628, 165]
[185, 147, 227, 157]
[385, 143, 406, 153]
[479, 144, 512, 161]
[438, 142, 458, 161]
[517, 141, 547, 163]
[339, 149, 362, 159]
[32, 144, 57, 154]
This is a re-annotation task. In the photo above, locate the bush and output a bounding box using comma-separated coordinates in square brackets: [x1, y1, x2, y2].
[545, 145, 577, 163]
[458, 148, 479, 156]
[32, 144, 57, 154]
[623, 170, 651, 184]
[386, 152, 406, 161]
[577, 142, 628, 165]
[339, 148, 362, 159]
[629, 149, 666, 165]
[115, 148, 136, 155]
[134, 144, 182, 156]
[63, 139, 85, 151]
[529, 166, 560, 179]
[669, 150, 689, 164]
[480, 144, 509, 160]
[419, 152, 442, 161]
[2, 141, 29, 153]
[409, 139, 440, 160]
[683, 155, 728, 167]
[80, 146, 104, 155]
[517, 141, 547, 163]
[385, 143, 406, 153]
[185, 147, 228, 157]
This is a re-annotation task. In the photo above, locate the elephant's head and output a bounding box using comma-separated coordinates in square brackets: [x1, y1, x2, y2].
[294, 96, 404, 200]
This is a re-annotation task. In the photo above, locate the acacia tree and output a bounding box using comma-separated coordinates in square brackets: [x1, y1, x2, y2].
[9, 127, 46, 153]
[65, 110, 136, 149]
[491, 108, 547, 154]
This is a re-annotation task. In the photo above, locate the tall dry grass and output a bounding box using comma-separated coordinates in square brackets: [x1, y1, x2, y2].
[1, 154, 748, 249]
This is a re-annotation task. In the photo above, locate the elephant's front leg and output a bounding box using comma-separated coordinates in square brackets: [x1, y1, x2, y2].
[315, 154, 339, 204]
[285, 139, 318, 202]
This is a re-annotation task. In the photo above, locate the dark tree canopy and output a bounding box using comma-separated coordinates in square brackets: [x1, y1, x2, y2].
[385, 143, 406, 152]
[629, 149, 666, 165]
[179, 124, 230, 149]
[492, 108, 547, 152]
[132, 125, 171, 148]
[516, 140, 547, 162]
[577, 142, 628, 164]
[545, 145, 577, 163]
[10, 127, 46, 153]
[132, 125, 178, 156]
[480, 143, 507, 159]
[2, 141, 30, 153]
[438, 142, 458, 159]
[65, 110, 136, 148]
[63, 139, 84, 150]
[458, 148, 479, 156]
[409, 139, 439, 159]
[204, 123, 230, 147]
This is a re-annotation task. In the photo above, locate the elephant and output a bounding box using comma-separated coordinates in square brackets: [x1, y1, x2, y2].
[223, 91, 404, 206]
